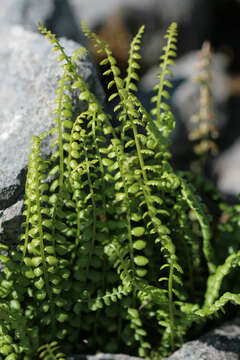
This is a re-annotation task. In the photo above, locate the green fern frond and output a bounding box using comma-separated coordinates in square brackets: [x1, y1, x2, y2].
[1, 20, 239, 360]
[180, 178, 216, 274]
[22, 136, 52, 300]
[196, 292, 240, 318]
[204, 251, 240, 307]
[128, 307, 151, 358]
[124, 25, 145, 93]
[38, 341, 66, 359]
[82, 21, 125, 106]
[151, 22, 177, 125]
[88, 284, 131, 311]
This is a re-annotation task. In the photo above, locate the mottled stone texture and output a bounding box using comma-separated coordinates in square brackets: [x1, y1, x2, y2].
[65, 318, 240, 360]
[163, 318, 240, 360]
[67, 354, 143, 360]
[0, 0, 55, 30]
[0, 25, 104, 244]
[214, 139, 240, 196]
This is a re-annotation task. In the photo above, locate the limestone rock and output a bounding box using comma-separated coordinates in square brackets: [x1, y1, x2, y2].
[0, 0, 55, 31]
[67, 354, 143, 360]
[214, 138, 240, 196]
[65, 318, 240, 360]
[0, 200, 24, 245]
[163, 318, 240, 360]
[0, 25, 104, 244]
[0, 0, 85, 44]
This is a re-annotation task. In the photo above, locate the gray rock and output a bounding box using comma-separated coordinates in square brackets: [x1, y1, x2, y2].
[67, 354, 143, 360]
[65, 318, 240, 360]
[67, 0, 214, 72]
[0, 25, 104, 244]
[48, 0, 86, 44]
[171, 51, 229, 134]
[0, 200, 24, 244]
[139, 50, 229, 156]
[68, 0, 142, 28]
[121, 0, 213, 69]
[163, 318, 240, 360]
[141, 50, 229, 130]
[0, 0, 55, 31]
[0, 0, 85, 45]
[214, 138, 240, 196]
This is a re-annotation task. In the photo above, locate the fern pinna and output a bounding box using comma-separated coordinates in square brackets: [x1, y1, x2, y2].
[1, 21, 240, 360]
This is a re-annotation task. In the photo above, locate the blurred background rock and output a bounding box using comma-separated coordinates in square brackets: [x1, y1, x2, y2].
[1, 0, 240, 198]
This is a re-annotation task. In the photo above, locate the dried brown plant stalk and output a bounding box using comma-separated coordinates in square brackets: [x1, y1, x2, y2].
[189, 41, 219, 172]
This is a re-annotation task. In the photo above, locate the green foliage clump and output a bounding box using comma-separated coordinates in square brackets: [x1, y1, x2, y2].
[0, 21, 240, 360]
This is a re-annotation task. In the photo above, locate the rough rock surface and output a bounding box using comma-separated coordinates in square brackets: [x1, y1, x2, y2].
[214, 138, 240, 196]
[68, 0, 214, 78]
[171, 52, 229, 134]
[137, 52, 228, 157]
[121, 0, 213, 69]
[68, 0, 141, 28]
[163, 317, 240, 360]
[0, 0, 55, 31]
[0, 25, 104, 244]
[67, 354, 143, 360]
[0, 0, 85, 44]
[47, 0, 85, 43]
[65, 318, 240, 360]
[0, 200, 24, 246]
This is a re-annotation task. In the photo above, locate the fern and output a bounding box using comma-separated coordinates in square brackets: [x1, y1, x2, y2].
[151, 22, 177, 122]
[0, 20, 240, 360]
[38, 341, 66, 360]
[124, 25, 145, 93]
